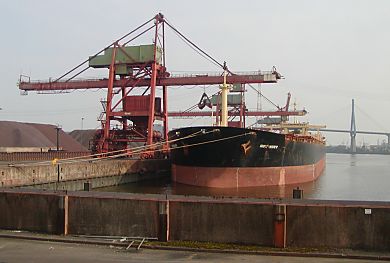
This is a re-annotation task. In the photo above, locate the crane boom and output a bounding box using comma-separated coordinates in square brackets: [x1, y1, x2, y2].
[169, 110, 306, 117]
[18, 71, 280, 92]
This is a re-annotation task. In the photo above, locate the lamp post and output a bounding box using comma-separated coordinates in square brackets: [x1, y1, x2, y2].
[81, 117, 84, 130]
[55, 125, 61, 151]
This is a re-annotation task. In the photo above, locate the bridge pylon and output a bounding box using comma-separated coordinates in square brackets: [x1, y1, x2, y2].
[350, 99, 357, 153]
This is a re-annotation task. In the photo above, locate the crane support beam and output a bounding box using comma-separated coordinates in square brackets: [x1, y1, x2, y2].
[169, 110, 306, 117]
[18, 72, 280, 92]
[316, 128, 390, 136]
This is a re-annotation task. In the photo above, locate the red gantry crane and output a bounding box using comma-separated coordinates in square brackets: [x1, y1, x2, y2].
[169, 91, 307, 128]
[18, 13, 288, 157]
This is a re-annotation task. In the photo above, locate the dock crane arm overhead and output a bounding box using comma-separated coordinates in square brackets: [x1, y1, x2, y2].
[18, 71, 281, 92]
[16, 13, 283, 156]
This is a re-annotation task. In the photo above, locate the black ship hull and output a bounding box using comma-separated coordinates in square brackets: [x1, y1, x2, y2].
[168, 126, 325, 188]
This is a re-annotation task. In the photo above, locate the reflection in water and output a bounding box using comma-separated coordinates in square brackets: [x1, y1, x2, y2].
[97, 153, 390, 201]
[349, 154, 357, 167]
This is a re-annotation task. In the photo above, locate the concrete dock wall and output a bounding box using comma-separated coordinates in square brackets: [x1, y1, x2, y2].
[1, 189, 390, 251]
[0, 151, 90, 161]
[0, 159, 170, 190]
[0, 191, 64, 234]
[287, 205, 390, 251]
[68, 194, 159, 237]
[169, 201, 274, 245]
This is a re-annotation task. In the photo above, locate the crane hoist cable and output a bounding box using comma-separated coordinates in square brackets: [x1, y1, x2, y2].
[164, 19, 225, 70]
[247, 83, 280, 110]
[54, 17, 155, 82]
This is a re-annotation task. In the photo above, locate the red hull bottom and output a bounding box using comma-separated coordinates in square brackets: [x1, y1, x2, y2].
[172, 157, 326, 188]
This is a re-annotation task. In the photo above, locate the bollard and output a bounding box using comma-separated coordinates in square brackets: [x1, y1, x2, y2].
[293, 187, 303, 199]
[83, 182, 91, 191]
[158, 200, 169, 242]
[274, 204, 286, 248]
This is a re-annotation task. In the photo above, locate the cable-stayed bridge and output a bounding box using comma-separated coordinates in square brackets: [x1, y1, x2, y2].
[314, 99, 389, 153]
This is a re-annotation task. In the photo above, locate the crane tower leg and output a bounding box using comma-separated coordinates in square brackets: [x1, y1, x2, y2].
[163, 85, 168, 146]
[102, 45, 118, 153]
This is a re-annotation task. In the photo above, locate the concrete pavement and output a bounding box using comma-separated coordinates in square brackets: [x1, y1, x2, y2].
[0, 237, 388, 263]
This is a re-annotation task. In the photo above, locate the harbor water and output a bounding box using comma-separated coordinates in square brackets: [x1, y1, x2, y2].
[97, 153, 390, 201]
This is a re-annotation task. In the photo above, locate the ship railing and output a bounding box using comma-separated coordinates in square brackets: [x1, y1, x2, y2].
[285, 133, 325, 144]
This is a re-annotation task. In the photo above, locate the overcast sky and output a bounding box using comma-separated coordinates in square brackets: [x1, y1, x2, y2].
[0, 0, 389, 145]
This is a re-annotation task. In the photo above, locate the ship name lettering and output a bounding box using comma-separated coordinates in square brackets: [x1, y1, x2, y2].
[259, 144, 278, 149]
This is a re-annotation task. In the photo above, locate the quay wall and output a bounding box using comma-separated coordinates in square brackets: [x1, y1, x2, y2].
[1, 189, 390, 251]
[0, 159, 170, 190]
[286, 205, 390, 250]
[169, 201, 274, 245]
[0, 152, 90, 161]
[68, 194, 159, 237]
[0, 191, 64, 234]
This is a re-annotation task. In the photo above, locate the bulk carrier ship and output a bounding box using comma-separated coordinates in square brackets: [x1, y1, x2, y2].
[168, 67, 326, 188]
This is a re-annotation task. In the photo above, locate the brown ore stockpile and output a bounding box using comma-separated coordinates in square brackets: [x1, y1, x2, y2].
[0, 121, 87, 151]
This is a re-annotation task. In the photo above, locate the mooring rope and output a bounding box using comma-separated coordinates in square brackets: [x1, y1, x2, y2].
[0, 129, 212, 167]
[2, 130, 254, 167]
